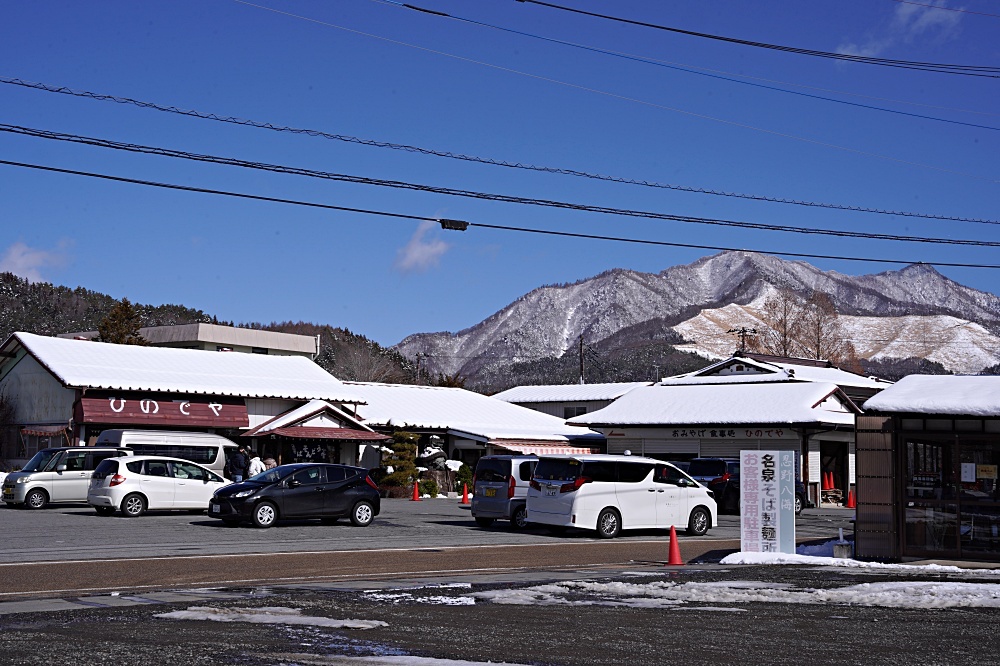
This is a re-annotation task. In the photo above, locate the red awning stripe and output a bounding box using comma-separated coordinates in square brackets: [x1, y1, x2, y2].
[494, 443, 599, 456]
[21, 426, 67, 437]
[258, 426, 390, 441]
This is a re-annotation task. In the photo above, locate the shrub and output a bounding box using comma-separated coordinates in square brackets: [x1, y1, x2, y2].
[455, 462, 473, 490]
[419, 478, 439, 497]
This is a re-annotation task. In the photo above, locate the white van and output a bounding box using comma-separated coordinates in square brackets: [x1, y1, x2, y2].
[95, 430, 237, 475]
[527, 454, 717, 539]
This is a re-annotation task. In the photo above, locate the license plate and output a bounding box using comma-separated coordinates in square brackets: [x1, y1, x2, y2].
[544, 488, 557, 497]
[210, 504, 220, 513]
[484, 488, 497, 497]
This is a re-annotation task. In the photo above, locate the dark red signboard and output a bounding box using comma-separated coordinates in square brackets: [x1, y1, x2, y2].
[75, 392, 249, 428]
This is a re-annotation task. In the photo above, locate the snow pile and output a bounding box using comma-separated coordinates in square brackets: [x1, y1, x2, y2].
[473, 578, 1000, 609]
[444, 459, 464, 472]
[721, 550, 1000, 576]
[154, 606, 387, 629]
[306, 657, 533, 666]
[362, 591, 475, 606]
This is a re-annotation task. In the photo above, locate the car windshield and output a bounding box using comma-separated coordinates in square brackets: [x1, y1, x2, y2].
[533, 458, 582, 482]
[247, 465, 296, 484]
[21, 450, 61, 473]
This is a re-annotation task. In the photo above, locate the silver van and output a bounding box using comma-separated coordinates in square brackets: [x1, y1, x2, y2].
[2, 447, 131, 509]
[95, 429, 237, 475]
[471, 455, 537, 529]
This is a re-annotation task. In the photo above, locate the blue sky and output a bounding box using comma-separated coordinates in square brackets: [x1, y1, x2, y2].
[1, 1, 997, 346]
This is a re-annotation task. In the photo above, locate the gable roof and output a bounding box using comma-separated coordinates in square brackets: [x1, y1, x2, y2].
[243, 399, 374, 437]
[863, 375, 1000, 417]
[677, 355, 891, 389]
[2, 332, 365, 404]
[344, 382, 603, 443]
[492, 382, 650, 403]
[568, 381, 859, 428]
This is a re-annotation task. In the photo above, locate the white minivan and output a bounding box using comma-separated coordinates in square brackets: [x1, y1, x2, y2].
[95, 429, 237, 475]
[527, 454, 717, 539]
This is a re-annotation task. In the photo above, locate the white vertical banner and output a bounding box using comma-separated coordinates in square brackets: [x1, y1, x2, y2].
[740, 450, 796, 554]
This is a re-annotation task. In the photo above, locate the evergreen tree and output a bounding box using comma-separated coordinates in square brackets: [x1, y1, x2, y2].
[96, 298, 148, 345]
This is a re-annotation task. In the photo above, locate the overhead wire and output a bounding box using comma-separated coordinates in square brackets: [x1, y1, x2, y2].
[5, 122, 1000, 247]
[889, 0, 1000, 19]
[516, 0, 1000, 78]
[3, 157, 1000, 269]
[379, 1, 1000, 132]
[4, 76, 998, 225]
[229, 1, 1000, 184]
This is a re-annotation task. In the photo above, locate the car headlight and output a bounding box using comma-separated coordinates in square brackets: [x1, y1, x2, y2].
[232, 489, 256, 498]
[16, 477, 30, 484]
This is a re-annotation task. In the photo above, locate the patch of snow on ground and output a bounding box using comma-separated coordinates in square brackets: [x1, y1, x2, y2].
[291, 657, 533, 666]
[154, 606, 388, 629]
[472, 578, 1000, 609]
[721, 551, 1000, 576]
[361, 592, 475, 606]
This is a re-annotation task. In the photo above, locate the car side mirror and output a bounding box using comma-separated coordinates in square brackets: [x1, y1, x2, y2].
[55, 464, 66, 472]
[287, 479, 301, 488]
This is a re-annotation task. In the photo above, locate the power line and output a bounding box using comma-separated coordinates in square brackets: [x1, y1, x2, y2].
[4, 76, 998, 225]
[3, 157, 1000, 269]
[890, 0, 1000, 19]
[6, 123, 1000, 249]
[228, 2, 1000, 184]
[382, 1, 1000, 132]
[516, 0, 1000, 78]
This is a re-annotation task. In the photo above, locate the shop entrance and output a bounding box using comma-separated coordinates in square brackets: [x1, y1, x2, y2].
[819, 441, 848, 506]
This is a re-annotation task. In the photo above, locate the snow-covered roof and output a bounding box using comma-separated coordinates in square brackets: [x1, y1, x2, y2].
[345, 382, 603, 443]
[246, 400, 372, 436]
[863, 375, 1000, 416]
[3, 332, 366, 404]
[491, 382, 650, 403]
[568, 382, 858, 427]
[677, 356, 891, 389]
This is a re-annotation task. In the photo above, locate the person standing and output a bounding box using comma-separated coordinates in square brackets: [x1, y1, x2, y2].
[229, 447, 248, 483]
[247, 450, 266, 477]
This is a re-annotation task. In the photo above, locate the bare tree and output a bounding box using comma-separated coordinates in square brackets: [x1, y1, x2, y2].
[753, 288, 805, 357]
[334, 339, 406, 382]
[798, 292, 855, 363]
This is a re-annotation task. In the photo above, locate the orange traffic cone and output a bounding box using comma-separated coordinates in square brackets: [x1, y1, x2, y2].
[846, 489, 856, 508]
[667, 525, 684, 566]
[460, 483, 470, 505]
[822, 471, 831, 490]
[411, 482, 422, 502]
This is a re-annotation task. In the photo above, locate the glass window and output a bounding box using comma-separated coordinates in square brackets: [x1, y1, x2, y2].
[534, 458, 581, 482]
[654, 464, 686, 485]
[905, 503, 959, 554]
[20, 450, 60, 473]
[518, 461, 536, 481]
[583, 461, 617, 483]
[145, 460, 170, 477]
[475, 458, 511, 483]
[325, 466, 346, 482]
[125, 460, 144, 474]
[92, 459, 119, 480]
[617, 462, 654, 483]
[86, 452, 122, 470]
[170, 462, 207, 480]
[563, 406, 587, 419]
[62, 451, 87, 471]
[905, 439, 957, 500]
[291, 467, 325, 486]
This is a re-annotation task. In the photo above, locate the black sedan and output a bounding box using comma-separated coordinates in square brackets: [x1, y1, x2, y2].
[208, 463, 380, 528]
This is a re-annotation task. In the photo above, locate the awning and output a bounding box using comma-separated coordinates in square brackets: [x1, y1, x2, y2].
[21, 425, 67, 438]
[493, 442, 599, 456]
[76, 393, 248, 428]
[257, 426, 391, 441]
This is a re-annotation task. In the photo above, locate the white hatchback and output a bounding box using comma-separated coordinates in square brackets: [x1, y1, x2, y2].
[527, 454, 717, 539]
[88, 456, 229, 517]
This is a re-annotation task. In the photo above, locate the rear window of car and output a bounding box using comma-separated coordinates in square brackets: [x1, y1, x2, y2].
[92, 459, 119, 479]
[534, 458, 582, 481]
[688, 460, 728, 477]
[475, 458, 512, 482]
[726, 461, 741, 476]
[517, 461, 536, 481]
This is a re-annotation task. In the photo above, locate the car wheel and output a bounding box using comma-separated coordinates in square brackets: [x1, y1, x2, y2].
[794, 494, 803, 515]
[95, 506, 116, 516]
[252, 502, 277, 528]
[596, 508, 621, 539]
[351, 501, 374, 527]
[510, 505, 529, 530]
[121, 493, 146, 517]
[475, 517, 495, 528]
[24, 489, 48, 510]
[687, 506, 710, 536]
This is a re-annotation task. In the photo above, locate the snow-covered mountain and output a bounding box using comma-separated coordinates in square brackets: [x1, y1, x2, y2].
[395, 251, 1000, 376]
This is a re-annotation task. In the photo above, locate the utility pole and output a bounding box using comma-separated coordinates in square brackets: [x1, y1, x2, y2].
[727, 327, 758, 354]
[579, 334, 585, 384]
[653, 363, 660, 382]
